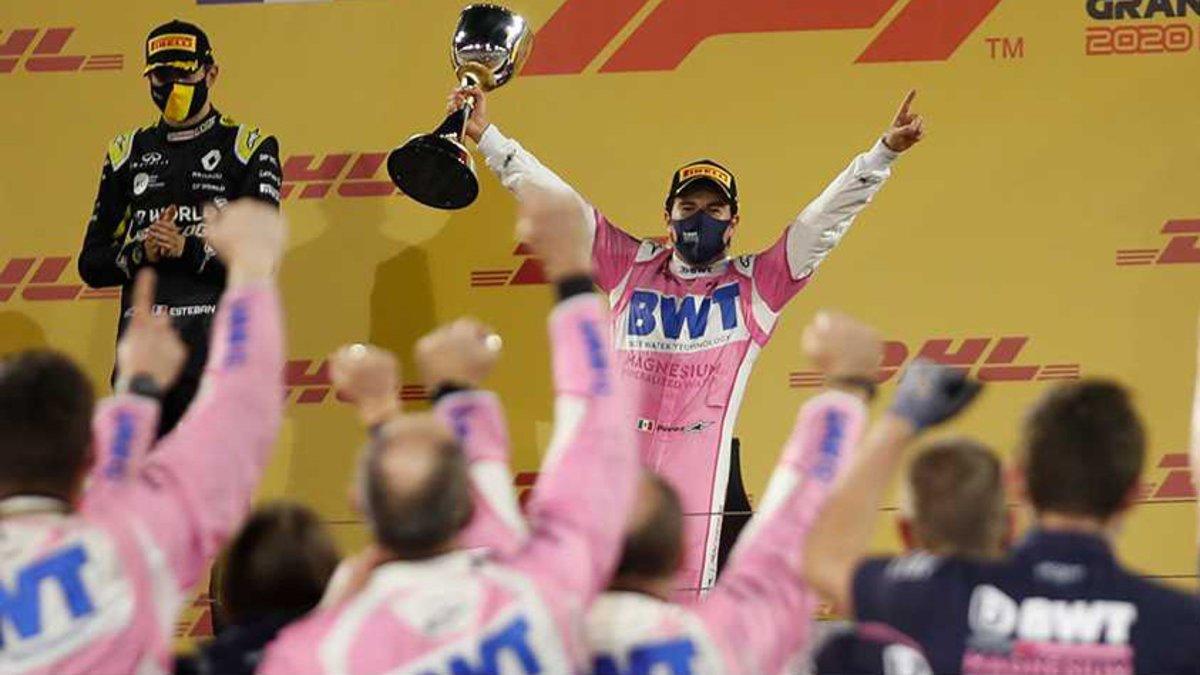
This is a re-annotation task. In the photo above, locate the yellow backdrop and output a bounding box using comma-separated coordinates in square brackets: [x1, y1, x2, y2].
[3, 0, 1198, 640]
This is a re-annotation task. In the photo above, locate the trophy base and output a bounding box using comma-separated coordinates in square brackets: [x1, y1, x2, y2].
[388, 134, 480, 210]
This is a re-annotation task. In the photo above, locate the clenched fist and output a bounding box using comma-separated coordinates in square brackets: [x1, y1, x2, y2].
[329, 343, 400, 427]
[415, 318, 502, 389]
[801, 311, 883, 381]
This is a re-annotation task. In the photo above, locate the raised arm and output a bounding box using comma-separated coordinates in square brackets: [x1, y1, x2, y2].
[752, 92, 924, 311]
[697, 313, 876, 673]
[436, 390, 527, 551]
[78, 138, 140, 288]
[505, 186, 639, 601]
[84, 278, 189, 500]
[453, 86, 642, 293]
[82, 395, 160, 509]
[414, 323, 529, 552]
[802, 358, 981, 613]
[90, 200, 287, 591]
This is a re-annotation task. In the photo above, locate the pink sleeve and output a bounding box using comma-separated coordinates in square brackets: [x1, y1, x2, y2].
[435, 390, 528, 553]
[91, 284, 285, 590]
[697, 389, 867, 674]
[506, 294, 638, 601]
[592, 212, 642, 294]
[750, 231, 812, 313]
[81, 395, 159, 508]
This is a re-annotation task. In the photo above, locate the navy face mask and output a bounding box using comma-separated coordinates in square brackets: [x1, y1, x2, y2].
[671, 211, 731, 266]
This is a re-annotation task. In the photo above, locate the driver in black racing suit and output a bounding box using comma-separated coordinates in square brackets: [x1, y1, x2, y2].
[78, 20, 282, 437]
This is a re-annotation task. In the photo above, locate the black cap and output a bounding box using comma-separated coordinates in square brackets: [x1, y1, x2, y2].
[144, 20, 214, 75]
[665, 159, 738, 214]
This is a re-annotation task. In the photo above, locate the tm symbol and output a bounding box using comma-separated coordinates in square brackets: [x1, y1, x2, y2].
[986, 36, 1025, 60]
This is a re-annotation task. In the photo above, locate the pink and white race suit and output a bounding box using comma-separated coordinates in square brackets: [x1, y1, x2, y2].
[479, 126, 897, 595]
[259, 294, 639, 674]
[0, 284, 284, 674]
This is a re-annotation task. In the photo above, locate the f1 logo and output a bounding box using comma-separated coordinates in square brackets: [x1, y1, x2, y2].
[525, 0, 1006, 75]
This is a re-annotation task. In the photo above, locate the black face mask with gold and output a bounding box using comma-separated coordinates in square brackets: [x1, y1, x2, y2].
[150, 74, 208, 124]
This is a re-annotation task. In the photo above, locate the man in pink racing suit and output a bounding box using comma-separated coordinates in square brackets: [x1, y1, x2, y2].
[454, 86, 926, 595]
[0, 200, 286, 674]
[260, 187, 639, 674]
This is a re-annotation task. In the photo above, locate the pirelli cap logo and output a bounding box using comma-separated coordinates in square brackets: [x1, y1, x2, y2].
[678, 164, 732, 189]
[148, 34, 197, 55]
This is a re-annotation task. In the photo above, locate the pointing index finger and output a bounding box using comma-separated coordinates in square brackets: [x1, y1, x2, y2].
[895, 89, 917, 122]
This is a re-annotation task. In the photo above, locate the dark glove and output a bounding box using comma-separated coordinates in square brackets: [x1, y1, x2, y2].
[889, 359, 983, 430]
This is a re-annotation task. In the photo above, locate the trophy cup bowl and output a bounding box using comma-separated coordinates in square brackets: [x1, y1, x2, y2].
[388, 4, 532, 210]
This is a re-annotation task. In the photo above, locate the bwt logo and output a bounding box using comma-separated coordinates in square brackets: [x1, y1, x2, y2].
[1, 28, 123, 74]
[788, 336, 1080, 388]
[524, 0, 1005, 75]
[280, 152, 398, 200]
[284, 359, 426, 404]
[0, 257, 119, 302]
[1116, 219, 1200, 266]
[627, 284, 740, 340]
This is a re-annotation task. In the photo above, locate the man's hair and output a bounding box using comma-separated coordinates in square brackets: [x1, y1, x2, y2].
[0, 351, 94, 498]
[906, 438, 1005, 558]
[218, 501, 340, 623]
[614, 472, 684, 582]
[365, 437, 474, 559]
[1021, 380, 1145, 520]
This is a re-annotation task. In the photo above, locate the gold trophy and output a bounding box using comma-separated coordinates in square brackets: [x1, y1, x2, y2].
[388, 4, 532, 210]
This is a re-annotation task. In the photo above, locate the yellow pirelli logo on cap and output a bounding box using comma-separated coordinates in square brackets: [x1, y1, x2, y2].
[679, 164, 731, 187]
[148, 34, 197, 55]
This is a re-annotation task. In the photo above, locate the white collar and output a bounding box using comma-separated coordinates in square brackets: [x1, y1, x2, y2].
[0, 495, 71, 518]
[369, 549, 483, 586]
[668, 251, 729, 279]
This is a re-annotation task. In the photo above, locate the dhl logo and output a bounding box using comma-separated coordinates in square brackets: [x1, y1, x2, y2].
[1116, 219, 1200, 266]
[280, 152, 398, 200]
[789, 336, 1080, 388]
[470, 243, 548, 288]
[1138, 453, 1196, 503]
[0, 257, 119, 302]
[174, 593, 213, 640]
[284, 359, 427, 404]
[525, 0, 1005, 75]
[471, 238, 672, 288]
[0, 28, 123, 74]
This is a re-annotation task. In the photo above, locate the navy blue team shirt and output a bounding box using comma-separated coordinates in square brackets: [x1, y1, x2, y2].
[853, 530, 1200, 674]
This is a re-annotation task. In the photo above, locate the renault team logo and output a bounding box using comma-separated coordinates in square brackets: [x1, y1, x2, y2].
[0, 27, 124, 74]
